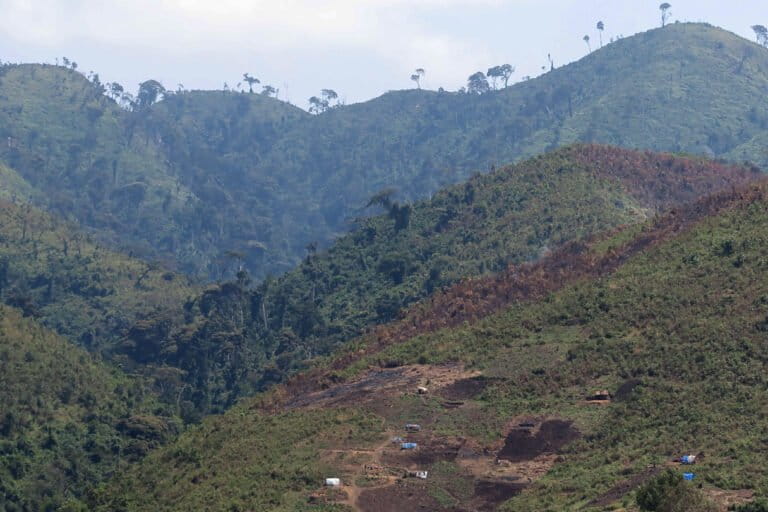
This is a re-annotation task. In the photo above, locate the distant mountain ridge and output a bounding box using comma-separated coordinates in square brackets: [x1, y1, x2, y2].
[1, 23, 768, 280]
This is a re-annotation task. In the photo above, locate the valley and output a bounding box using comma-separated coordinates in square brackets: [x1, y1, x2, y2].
[3, 16, 768, 512]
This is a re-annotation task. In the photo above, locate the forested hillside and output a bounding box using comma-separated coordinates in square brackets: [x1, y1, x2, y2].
[0, 195, 197, 354]
[2, 23, 768, 279]
[111, 145, 758, 416]
[98, 178, 768, 512]
[0, 306, 176, 511]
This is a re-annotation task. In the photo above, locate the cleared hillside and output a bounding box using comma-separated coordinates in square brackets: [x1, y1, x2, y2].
[98, 179, 768, 511]
[107, 146, 758, 418]
[3, 24, 768, 279]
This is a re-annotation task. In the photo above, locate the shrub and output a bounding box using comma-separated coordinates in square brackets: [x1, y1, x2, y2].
[731, 500, 768, 512]
[636, 469, 717, 512]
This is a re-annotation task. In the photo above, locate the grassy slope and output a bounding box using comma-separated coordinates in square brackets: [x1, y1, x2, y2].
[3, 24, 768, 280]
[0, 305, 176, 511]
[98, 181, 768, 511]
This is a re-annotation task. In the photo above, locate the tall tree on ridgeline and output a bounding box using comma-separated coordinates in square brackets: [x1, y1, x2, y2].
[410, 68, 425, 89]
[487, 65, 514, 89]
[136, 80, 165, 109]
[752, 25, 768, 46]
[597, 21, 605, 47]
[243, 73, 260, 93]
[467, 71, 490, 94]
[660, 3, 672, 27]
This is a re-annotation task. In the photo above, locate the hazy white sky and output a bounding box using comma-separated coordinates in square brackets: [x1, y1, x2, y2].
[0, 1, 764, 106]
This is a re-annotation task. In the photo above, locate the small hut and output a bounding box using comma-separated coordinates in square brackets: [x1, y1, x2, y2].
[587, 390, 612, 402]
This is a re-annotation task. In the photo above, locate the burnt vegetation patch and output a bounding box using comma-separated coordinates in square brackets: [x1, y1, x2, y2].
[614, 378, 643, 402]
[498, 420, 580, 462]
[473, 479, 527, 511]
[438, 376, 496, 400]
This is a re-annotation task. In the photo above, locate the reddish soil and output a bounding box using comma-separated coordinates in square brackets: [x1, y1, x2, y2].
[498, 420, 580, 462]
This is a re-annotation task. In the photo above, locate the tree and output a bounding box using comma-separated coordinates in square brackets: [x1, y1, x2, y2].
[243, 73, 260, 93]
[636, 469, 717, 512]
[583, 35, 592, 52]
[660, 3, 672, 27]
[486, 64, 515, 89]
[752, 25, 768, 46]
[136, 80, 165, 109]
[261, 85, 277, 97]
[109, 82, 124, 101]
[499, 64, 514, 87]
[597, 21, 605, 47]
[467, 71, 490, 94]
[487, 65, 514, 89]
[321, 89, 338, 107]
[308, 89, 339, 114]
[308, 96, 326, 114]
[410, 68, 425, 89]
[486, 66, 500, 89]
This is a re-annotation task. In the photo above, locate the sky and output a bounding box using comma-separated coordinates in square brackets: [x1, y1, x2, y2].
[0, 0, 764, 107]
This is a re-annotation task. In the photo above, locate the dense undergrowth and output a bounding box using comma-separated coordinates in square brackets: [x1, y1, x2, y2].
[0, 306, 175, 511]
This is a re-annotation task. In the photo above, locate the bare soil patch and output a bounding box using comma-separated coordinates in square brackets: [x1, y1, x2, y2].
[498, 420, 580, 462]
